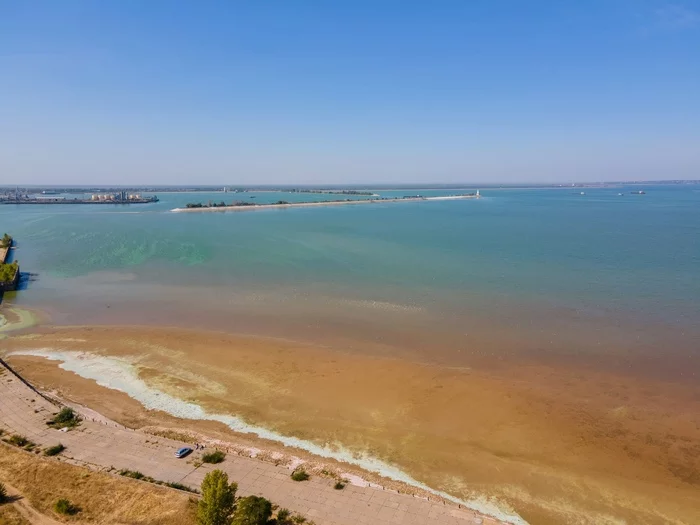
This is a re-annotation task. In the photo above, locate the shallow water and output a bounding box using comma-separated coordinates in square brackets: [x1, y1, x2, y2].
[1, 184, 699, 377]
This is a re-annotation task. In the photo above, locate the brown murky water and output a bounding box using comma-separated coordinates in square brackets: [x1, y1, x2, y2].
[2, 324, 699, 525]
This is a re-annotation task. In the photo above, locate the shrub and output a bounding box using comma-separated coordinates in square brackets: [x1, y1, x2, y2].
[7, 434, 34, 448]
[290, 469, 309, 482]
[119, 469, 144, 479]
[44, 443, 66, 456]
[0, 482, 7, 503]
[231, 495, 272, 525]
[202, 450, 226, 464]
[165, 481, 198, 493]
[118, 469, 155, 482]
[197, 469, 237, 525]
[48, 407, 81, 428]
[54, 498, 79, 515]
[334, 481, 345, 490]
[276, 509, 309, 525]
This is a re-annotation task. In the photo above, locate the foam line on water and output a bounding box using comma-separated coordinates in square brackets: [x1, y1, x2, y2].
[10, 348, 527, 525]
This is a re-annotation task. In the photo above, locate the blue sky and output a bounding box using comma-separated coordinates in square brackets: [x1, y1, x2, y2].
[1, 1, 699, 185]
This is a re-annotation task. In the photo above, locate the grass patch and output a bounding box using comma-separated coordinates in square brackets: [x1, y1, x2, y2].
[163, 481, 198, 493]
[44, 444, 65, 457]
[201, 450, 225, 464]
[290, 469, 309, 482]
[0, 504, 30, 525]
[118, 469, 154, 482]
[47, 407, 81, 429]
[0, 443, 197, 524]
[118, 469, 199, 494]
[54, 498, 80, 515]
[5, 434, 36, 450]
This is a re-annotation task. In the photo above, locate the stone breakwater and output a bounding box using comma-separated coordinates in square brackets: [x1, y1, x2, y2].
[170, 194, 480, 213]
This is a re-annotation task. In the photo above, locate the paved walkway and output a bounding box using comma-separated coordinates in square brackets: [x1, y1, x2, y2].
[0, 365, 504, 525]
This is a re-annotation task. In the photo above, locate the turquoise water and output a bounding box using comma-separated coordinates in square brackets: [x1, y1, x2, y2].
[1, 185, 699, 375]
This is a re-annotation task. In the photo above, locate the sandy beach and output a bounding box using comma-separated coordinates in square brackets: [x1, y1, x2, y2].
[2, 323, 698, 525]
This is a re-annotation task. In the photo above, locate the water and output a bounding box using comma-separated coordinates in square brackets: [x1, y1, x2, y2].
[2, 184, 699, 376]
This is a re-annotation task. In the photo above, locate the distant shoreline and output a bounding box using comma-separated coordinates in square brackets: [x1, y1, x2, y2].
[171, 194, 479, 213]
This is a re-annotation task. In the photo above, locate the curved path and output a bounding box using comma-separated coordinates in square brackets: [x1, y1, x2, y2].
[0, 366, 504, 525]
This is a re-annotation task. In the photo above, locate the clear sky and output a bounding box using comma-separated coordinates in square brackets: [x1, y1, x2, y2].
[1, 1, 699, 185]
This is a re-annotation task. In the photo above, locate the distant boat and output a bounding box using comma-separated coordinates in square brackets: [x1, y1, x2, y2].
[580, 192, 585, 195]
[618, 193, 624, 196]
[630, 191, 646, 195]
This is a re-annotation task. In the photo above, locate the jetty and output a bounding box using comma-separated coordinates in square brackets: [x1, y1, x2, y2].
[0, 234, 19, 292]
[171, 193, 480, 213]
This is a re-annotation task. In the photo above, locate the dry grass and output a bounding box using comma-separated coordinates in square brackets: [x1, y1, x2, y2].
[0, 443, 196, 524]
[0, 505, 32, 525]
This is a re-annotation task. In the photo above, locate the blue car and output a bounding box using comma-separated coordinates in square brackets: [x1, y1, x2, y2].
[175, 447, 193, 458]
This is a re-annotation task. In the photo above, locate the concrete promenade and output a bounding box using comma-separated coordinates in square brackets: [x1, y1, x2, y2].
[0, 365, 505, 525]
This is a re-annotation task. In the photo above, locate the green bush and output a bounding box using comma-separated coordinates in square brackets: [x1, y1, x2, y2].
[54, 498, 79, 515]
[276, 509, 310, 525]
[119, 469, 144, 479]
[1, 233, 11, 248]
[118, 469, 156, 482]
[7, 434, 32, 448]
[333, 481, 345, 490]
[201, 450, 226, 464]
[164, 481, 198, 493]
[231, 495, 272, 525]
[48, 407, 81, 428]
[44, 443, 66, 456]
[290, 469, 309, 482]
[0, 261, 18, 283]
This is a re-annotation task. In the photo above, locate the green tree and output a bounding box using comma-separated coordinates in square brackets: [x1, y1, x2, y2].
[197, 469, 237, 525]
[231, 496, 272, 525]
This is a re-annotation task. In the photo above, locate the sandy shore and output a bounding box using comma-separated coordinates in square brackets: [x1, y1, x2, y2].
[170, 194, 479, 213]
[1, 323, 699, 525]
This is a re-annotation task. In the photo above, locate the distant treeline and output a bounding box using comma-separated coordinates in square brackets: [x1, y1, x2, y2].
[286, 189, 375, 195]
[185, 200, 291, 209]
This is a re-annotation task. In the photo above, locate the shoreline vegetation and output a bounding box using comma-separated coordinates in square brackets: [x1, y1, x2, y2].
[174, 193, 479, 212]
[0, 233, 19, 289]
[237, 188, 379, 196]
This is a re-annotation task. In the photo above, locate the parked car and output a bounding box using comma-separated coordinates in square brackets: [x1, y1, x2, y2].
[175, 447, 193, 458]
